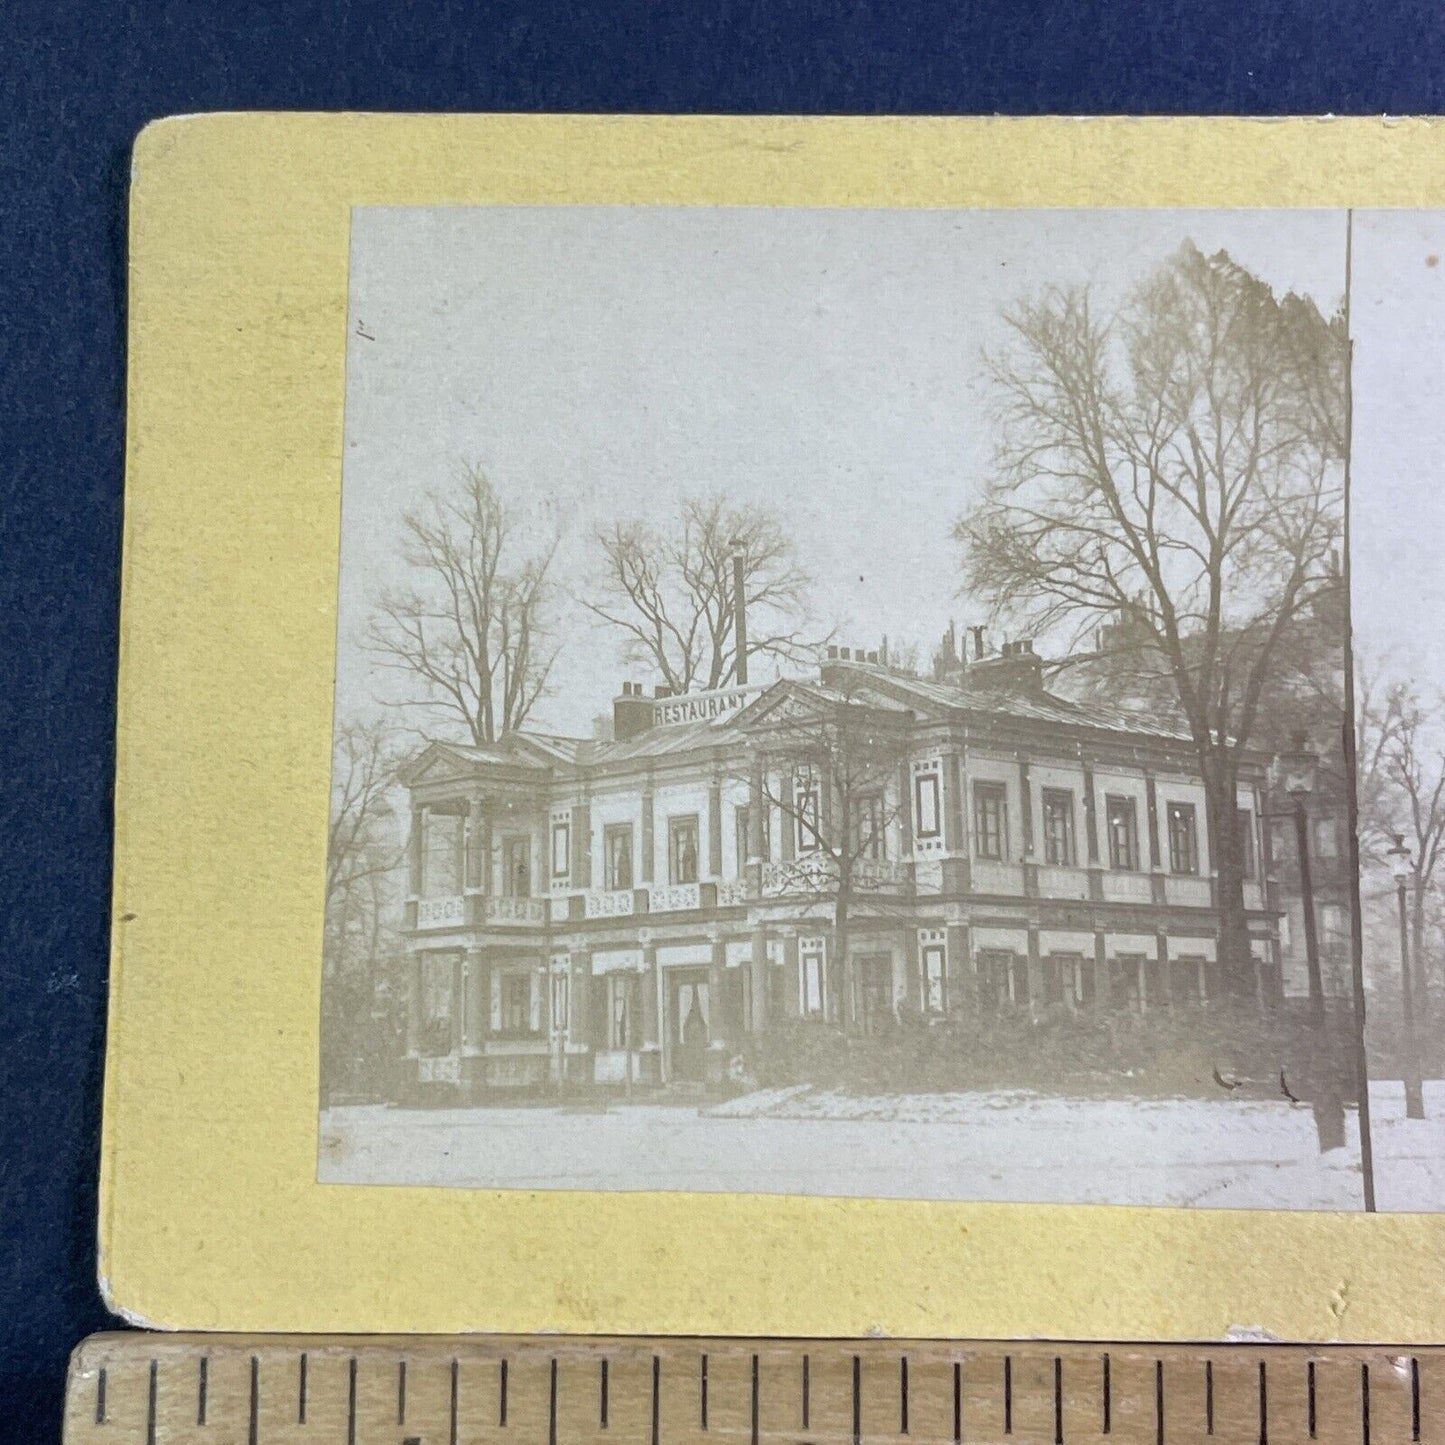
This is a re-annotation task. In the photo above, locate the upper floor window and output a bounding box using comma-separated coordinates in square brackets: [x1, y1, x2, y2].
[503, 835, 531, 897]
[1237, 808, 1257, 879]
[1042, 788, 1075, 867]
[669, 814, 699, 885]
[1106, 795, 1140, 871]
[422, 810, 464, 897]
[1167, 801, 1199, 875]
[1313, 817, 1341, 860]
[914, 768, 942, 841]
[734, 805, 751, 876]
[794, 774, 821, 854]
[973, 782, 1007, 861]
[604, 823, 633, 891]
[550, 818, 571, 880]
[855, 793, 887, 861]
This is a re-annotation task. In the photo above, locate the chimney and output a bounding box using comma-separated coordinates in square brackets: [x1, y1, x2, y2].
[730, 537, 748, 685]
[613, 681, 654, 740]
[970, 625, 986, 661]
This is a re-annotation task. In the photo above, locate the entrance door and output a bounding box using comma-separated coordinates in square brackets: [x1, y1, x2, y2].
[670, 969, 711, 1081]
[856, 954, 893, 1036]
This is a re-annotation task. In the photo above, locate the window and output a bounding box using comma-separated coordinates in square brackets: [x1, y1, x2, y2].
[921, 942, 947, 1015]
[914, 769, 942, 840]
[668, 814, 700, 885]
[973, 782, 1008, 860]
[604, 823, 633, 890]
[550, 970, 569, 1032]
[503, 835, 531, 898]
[422, 810, 464, 897]
[1109, 956, 1145, 1010]
[607, 974, 632, 1049]
[1106, 795, 1140, 871]
[1167, 801, 1199, 875]
[800, 938, 827, 1017]
[1313, 817, 1341, 859]
[500, 973, 531, 1034]
[855, 793, 887, 861]
[794, 775, 821, 854]
[1044, 954, 1085, 1008]
[1042, 789, 1075, 866]
[735, 805, 751, 876]
[418, 954, 455, 1055]
[550, 818, 571, 880]
[1237, 808, 1257, 879]
[1271, 817, 1295, 862]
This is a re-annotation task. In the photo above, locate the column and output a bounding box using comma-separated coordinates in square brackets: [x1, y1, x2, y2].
[748, 756, 766, 893]
[708, 777, 723, 879]
[1026, 926, 1042, 1018]
[1082, 762, 1103, 901]
[1156, 932, 1172, 1006]
[641, 782, 655, 884]
[1145, 772, 1165, 904]
[943, 749, 970, 893]
[901, 928, 921, 1012]
[897, 760, 914, 859]
[409, 805, 425, 895]
[780, 772, 796, 864]
[466, 796, 487, 892]
[750, 925, 770, 1033]
[1092, 932, 1108, 1010]
[782, 933, 801, 1018]
[946, 921, 973, 1011]
[573, 797, 592, 890]
[570, 950, 590, 1053]
[1018, 758, 1035, 857]
[709, 937, 727, 1051]
[464, 948, 486, 1048]
[450, 954, 464, 1053]
[641, 942, 660, 1045]
[407, 953, 422, 1054]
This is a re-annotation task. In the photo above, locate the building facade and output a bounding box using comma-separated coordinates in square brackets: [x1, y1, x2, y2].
[397, 647, 1283, 1097]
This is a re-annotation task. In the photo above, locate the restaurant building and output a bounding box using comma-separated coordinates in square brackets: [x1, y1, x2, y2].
[397, 635, 1285, 1097]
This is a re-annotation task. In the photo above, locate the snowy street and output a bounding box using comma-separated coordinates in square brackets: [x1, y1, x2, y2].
[319, 1081, 1444, 1210]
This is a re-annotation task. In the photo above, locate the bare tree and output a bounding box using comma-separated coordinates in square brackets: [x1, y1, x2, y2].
[743, 673, 914, 1026]
[956, 242, 1346, 995]
[585, 492, 817, 694]
[367, 464, 560, 744]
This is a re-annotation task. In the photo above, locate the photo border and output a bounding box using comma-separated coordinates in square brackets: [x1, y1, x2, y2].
[106, 113, 1445, 1336]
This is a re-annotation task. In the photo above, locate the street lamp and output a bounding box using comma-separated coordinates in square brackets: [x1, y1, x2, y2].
[1273, 731, 1326, 1026]
[1386, 833, 1427, 1119]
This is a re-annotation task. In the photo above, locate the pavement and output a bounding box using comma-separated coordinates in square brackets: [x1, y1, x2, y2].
[318, 1080, 1445, 1210]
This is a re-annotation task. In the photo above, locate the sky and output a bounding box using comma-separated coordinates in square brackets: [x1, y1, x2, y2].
[335, 205, 1445, 739]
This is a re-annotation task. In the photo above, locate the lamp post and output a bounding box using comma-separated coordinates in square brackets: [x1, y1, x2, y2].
[1274, 732, 1326, 1026]
[1387, 833, 1427, 1119]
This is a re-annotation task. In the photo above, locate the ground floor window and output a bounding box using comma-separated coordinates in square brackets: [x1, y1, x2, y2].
[1109, 955, 1146, 1011]
[799, 937, 827, 1018]
[1042, 953, 1087, 1008]
[920, 939, 947, 1015]
[498, 971, 533, 1036]
[1170, 956, 1208, 1003]
[418, 954, 455, 1056]
[978, 949, 1027, 1011]
[550, 969, 569, 1032]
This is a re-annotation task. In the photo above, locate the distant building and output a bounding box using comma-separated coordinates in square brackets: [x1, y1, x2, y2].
[396, 637, 1282, 1098]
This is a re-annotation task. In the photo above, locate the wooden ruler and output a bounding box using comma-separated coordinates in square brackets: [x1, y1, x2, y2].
[64, 1335, 1440, 1444]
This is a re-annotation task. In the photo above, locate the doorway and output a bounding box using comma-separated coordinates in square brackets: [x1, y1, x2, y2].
[668, 968, 711, 1081]
[856, 953, 894, 1036]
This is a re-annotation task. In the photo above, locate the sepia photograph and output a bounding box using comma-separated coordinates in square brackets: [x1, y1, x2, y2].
[318, 204, 1445, 1210]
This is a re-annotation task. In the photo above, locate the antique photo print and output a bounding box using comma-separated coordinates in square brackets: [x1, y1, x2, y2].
[319, 204, 1444, 1209]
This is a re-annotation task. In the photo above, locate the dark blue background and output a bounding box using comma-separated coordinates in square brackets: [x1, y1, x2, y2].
[5, 0, 1445, 1435]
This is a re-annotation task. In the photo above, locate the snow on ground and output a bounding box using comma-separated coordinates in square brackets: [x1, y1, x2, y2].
[319, 1081, 1445, 1210]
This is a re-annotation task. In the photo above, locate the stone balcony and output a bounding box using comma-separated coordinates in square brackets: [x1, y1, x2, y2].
[410, 893, 548, 931]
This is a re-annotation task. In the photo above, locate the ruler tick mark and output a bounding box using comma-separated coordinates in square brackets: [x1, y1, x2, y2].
[249, 1355, 259, 1445]
[954, 1360, 962, 1443]
[752, 1353, 761, 1445]
[146, 1360, 157, 1445]
[95, 1366, 106, 1425]
[500, 1357, 509, 1426]
[1309, 1360, 1317, 1439]
[902, 1354, 910, 1435]
[1154, 1359, 1164, 1445]
[802, 1354, 810, 1431]
[1054, 1357, 1063, 1445]
[298, 1350, 308, 1424]
[198, 1356, 208, 1426]
[1205, 1360, 1213, 1436]
[399, 1358, 407, 1424]
[1005, 1354, 1014, 1434]
[452, 1357, 461, 1445]
[1361, 1362, 1371, 1445]
[1259, 1360, 1268, 1445]
[347, 1356, 357, 1445]
[701, 1352, 708, 1430]
[652, 1354, 661, 1445]
[547, 1357, 556, 1445]
[1103, 1354, 1112, 1435]
[1413, 1356, 1422, 1441]
[601, 1358, 609, 1429]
